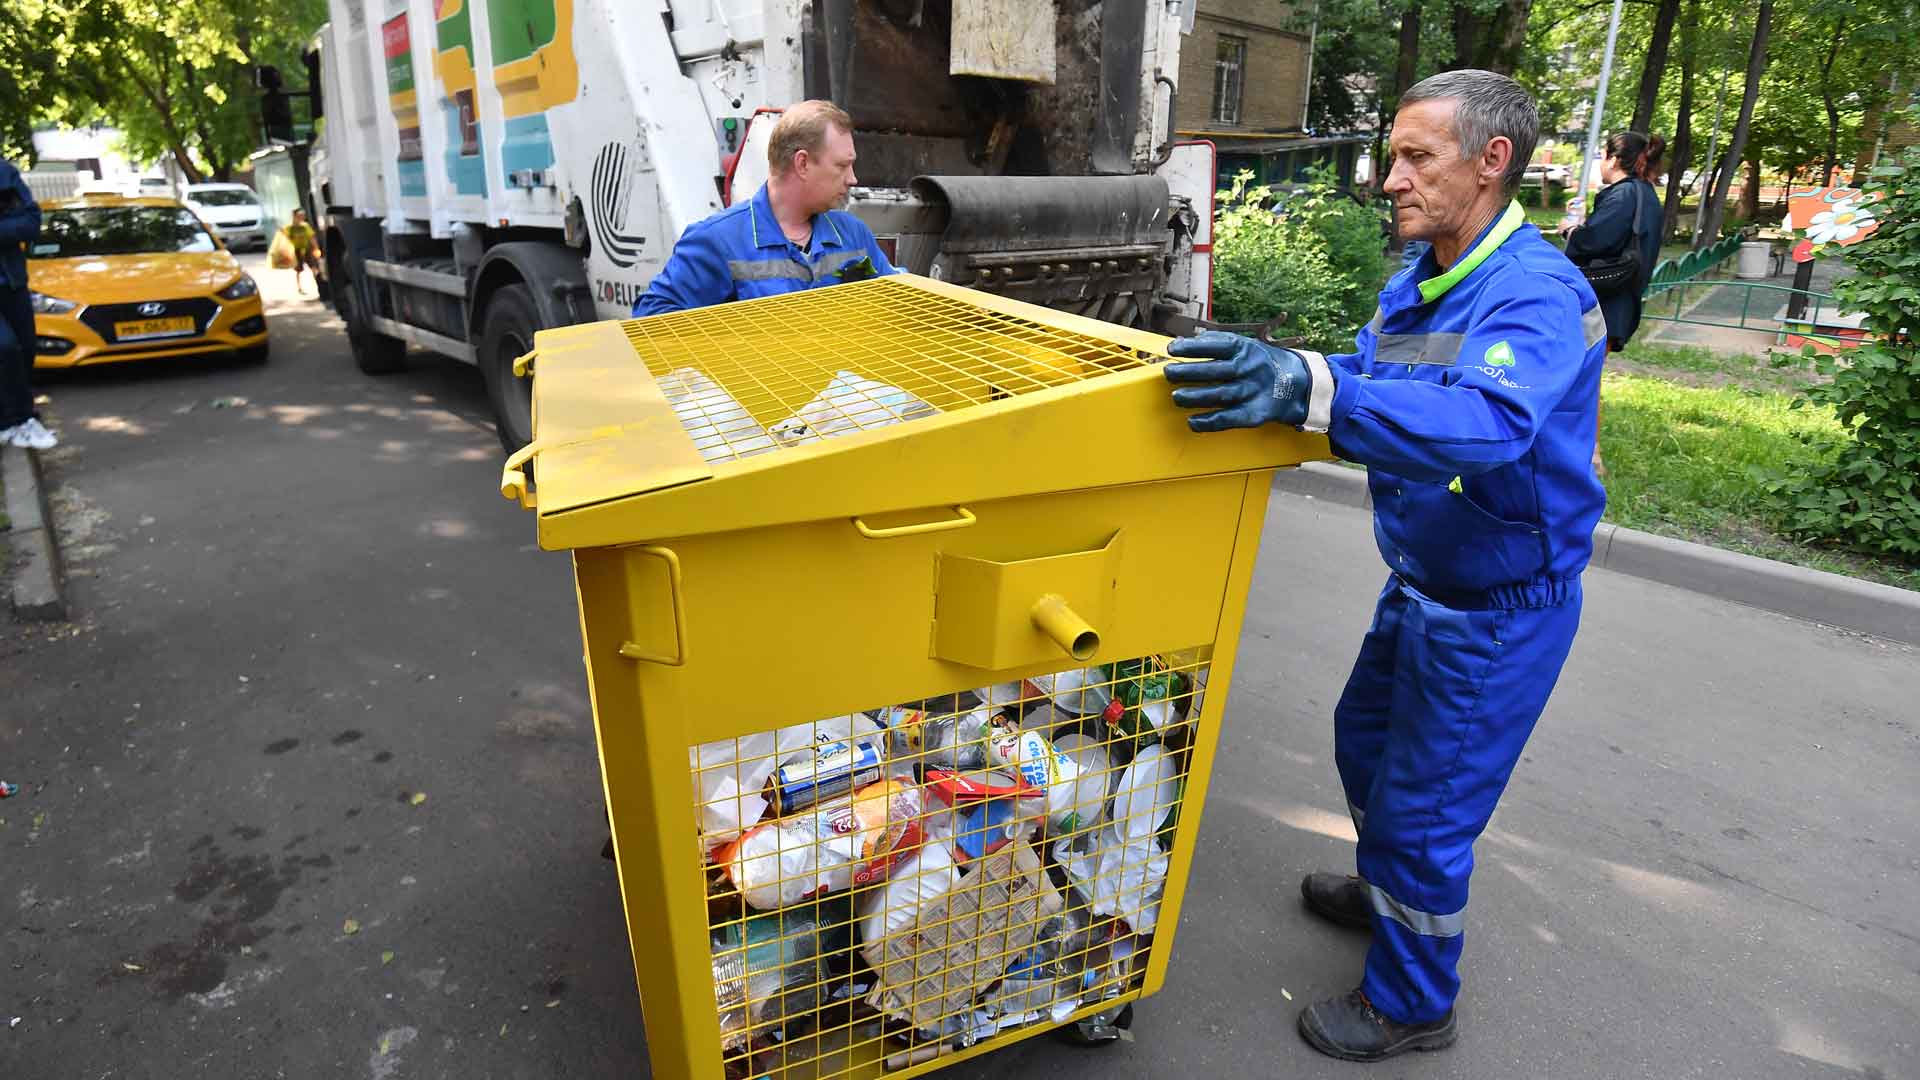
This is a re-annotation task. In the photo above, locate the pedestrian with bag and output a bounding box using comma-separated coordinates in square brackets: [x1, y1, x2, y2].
[270, 209, 324, 296]
[1561, 132, 1664, 474]
[1562, 132, 1665, 351]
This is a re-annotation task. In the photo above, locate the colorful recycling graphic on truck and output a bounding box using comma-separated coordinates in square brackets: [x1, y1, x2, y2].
[490, 0, 578, 178]
[382, 12, 426, 198]
[432, 0, 487, 196]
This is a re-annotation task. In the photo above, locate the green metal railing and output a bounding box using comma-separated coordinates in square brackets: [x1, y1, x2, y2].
[1642, 279, 1840, 340]
[1644, 234, 1746, 296]
[1639, 235, 1843, 343]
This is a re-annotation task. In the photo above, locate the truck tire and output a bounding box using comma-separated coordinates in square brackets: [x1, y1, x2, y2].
[480, 284, 539, 454]
[338, 270, 407, 375]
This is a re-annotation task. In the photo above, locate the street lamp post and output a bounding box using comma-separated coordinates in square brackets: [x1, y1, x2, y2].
[1575, 0, 1627, 220]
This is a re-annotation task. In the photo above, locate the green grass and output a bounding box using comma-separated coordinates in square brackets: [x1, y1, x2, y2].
[1608, 340, 1820, 393]
[1599, 371, 1920, 591]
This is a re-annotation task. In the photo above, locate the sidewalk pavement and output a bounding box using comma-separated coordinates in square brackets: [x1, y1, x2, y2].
[2, 443, 65, 620]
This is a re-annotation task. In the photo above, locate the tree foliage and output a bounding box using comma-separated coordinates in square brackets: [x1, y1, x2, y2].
[9, 0, 324, 179]
[1763, 128, 1920, 561]
[1511, 0, 1910, 243]
[1212, 168, 1389, 352]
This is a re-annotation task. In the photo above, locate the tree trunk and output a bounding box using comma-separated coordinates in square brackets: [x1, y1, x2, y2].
[1450, 3, 1488, 69]
[1630, 0, 1683, 133]
[1483, 0, 1534, 75]
[1818, 22, 1843, 184]
[1394, 2, 1422, 100]
[1699, 0, 1770, 243]
[1660, 0, 1697, 243]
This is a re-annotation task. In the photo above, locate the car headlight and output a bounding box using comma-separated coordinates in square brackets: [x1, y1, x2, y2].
[30, 290, 78, 315]
[217, 274, 259, 301]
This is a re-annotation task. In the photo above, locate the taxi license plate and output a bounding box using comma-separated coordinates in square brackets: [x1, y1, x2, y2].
[113, 316, 196, 341]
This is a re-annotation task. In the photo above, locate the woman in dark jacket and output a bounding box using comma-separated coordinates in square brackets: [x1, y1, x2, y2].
[1563, 132, 1666, 351]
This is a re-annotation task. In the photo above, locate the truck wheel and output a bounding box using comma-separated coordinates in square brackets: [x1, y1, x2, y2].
[480, 284, 539, 454]
[339, 273, 407, 375]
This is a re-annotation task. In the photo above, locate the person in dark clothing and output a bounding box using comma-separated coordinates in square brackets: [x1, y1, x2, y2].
[1563, 132, 1665, 351]
[0, 157, 55, 450]
[1561, 133, 1663, 475]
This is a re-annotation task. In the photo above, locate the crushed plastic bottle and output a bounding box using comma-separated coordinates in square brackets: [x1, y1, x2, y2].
[711, 900, 852, 1052]
[875, 706, 1002, 769]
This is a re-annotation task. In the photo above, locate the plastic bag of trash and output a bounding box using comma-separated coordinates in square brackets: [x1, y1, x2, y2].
[769, 371, 937, 445]
[691, 715, 885, 847]
[657, 367, 777, 463]
[1052, 828, 1169, 934]
[717, 779, 927, 910]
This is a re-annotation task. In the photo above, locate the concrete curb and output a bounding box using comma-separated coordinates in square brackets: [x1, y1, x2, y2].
[2, 444, 68, 621]
[1274, 461, 1920, 647]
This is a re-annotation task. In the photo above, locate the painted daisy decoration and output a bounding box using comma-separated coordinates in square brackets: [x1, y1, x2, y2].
[1806, 199, 1877, 245]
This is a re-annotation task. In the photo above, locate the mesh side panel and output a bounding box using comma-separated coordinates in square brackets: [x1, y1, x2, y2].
[621, 277, 1158, 465]
[693, 650, 1210, 1078]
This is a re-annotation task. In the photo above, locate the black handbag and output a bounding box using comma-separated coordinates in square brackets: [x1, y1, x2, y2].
[1578, 181, 1645, 298]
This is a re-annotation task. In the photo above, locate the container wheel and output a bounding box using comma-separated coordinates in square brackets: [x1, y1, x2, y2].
[1056, 1002, 1134, 1046]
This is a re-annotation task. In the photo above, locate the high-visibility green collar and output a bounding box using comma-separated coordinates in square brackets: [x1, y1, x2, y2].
[1418, 200, 1525, 304]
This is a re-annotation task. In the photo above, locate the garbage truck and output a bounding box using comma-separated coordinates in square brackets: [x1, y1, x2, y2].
[305, 0, 1218, 451]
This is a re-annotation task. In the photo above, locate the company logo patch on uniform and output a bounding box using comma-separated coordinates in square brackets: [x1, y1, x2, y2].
[1483, 341, 1516, 367]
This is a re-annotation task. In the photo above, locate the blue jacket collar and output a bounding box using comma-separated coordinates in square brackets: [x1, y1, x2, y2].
[749, 184, 848, 250]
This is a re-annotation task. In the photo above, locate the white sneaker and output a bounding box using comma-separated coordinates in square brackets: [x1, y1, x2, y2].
[9, 417, 57, 450]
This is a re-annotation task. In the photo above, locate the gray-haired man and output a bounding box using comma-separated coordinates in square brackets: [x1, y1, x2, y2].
[1164, 70, 1607, 1061]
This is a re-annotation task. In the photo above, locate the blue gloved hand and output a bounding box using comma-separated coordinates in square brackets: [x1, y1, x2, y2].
[1164, 331, 1321, 432]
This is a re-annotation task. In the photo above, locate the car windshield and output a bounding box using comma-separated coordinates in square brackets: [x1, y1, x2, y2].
[189, 189, 258, 207]
[30, 207, 218, 258]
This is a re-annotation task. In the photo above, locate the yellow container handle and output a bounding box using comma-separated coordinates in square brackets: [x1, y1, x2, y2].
[500, 440, 541, 508]
[511, 350, 536, 378]
[851, 505, 977, 539]
[617, 545, 687, 667]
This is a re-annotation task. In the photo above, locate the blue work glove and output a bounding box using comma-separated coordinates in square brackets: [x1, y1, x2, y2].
[1164, 331, 1329, 433]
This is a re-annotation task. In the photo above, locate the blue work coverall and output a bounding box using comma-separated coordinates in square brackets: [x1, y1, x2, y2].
[0, 158, 43, 429]
[1320, 201, 1607, 1024]
[632, 184, 896, 316]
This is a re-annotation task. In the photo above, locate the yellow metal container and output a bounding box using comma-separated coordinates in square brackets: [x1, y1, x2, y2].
[503, 275, 1329, 1079]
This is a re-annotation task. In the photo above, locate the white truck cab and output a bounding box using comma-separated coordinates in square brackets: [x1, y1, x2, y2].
[309, 0, 1217, 451]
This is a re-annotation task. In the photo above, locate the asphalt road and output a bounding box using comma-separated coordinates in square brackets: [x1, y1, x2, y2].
[3, 257, 1916, 1079]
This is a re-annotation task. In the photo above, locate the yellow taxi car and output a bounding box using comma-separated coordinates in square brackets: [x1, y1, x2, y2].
[27, 195, 269, 368]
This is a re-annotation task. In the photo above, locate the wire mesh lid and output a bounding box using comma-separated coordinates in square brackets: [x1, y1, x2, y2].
[621, 275, 1163, 465]
[506, 274, 1332, 546]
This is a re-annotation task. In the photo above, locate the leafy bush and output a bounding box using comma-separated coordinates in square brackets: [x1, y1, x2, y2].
[1761, 128, 1920, 562]
[1210, 168, 1387, 353]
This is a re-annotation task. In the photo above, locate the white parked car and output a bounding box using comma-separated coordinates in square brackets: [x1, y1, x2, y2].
[183, 183, 269, 252]
[1522, 163, 1571, 188]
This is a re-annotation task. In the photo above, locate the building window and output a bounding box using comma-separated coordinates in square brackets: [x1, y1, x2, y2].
[1212, 35, 1246, 126]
